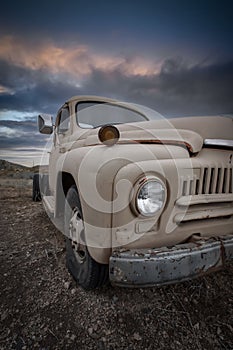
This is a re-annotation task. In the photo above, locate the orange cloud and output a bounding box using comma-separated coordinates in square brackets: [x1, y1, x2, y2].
[0, 35, 161, 78]
[0, 84, 14, 94]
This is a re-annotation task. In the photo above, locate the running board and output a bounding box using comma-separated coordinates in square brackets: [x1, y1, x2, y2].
[43, 196, 55, 216]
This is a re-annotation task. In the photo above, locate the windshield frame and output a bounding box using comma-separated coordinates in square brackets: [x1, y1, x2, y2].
[75, 100, 150, 129]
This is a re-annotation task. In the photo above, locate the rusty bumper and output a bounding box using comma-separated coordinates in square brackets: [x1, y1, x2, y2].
[109, 236, 233, 287]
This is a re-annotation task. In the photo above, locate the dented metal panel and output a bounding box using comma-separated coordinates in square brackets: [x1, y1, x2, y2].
[109, 236, 233, 287]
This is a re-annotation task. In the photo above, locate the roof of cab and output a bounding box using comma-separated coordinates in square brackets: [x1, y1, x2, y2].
[66, 95, 118, 104]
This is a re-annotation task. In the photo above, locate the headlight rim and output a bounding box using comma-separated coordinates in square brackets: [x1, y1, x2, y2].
[133, 176, 167, 217]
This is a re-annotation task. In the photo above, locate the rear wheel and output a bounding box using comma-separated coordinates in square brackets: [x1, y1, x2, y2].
[65, 185, 109, 290]
[32, 174, 42, 202]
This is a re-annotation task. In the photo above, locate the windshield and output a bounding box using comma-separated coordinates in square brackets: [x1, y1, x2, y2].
[76, 102, 148, 128]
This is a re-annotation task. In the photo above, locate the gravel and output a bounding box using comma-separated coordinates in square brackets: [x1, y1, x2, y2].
[0, 186, 232, 350]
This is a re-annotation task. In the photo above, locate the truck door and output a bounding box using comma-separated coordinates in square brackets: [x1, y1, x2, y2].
[49, 105, 71, 193]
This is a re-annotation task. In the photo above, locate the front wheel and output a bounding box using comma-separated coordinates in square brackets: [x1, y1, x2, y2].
[64, 185, 109, 290]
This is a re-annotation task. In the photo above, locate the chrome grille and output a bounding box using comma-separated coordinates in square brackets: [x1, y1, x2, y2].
[181, 166, 233, 196]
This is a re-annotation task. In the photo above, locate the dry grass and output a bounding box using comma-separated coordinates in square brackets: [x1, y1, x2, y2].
[0, 178, 32, 199]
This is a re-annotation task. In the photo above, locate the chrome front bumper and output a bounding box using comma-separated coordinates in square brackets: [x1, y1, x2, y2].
[109, 236, 233, 287]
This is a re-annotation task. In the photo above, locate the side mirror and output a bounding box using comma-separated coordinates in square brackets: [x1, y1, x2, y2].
[38, 114, 53, 134]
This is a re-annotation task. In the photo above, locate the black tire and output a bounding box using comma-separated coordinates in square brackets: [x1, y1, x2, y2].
[32, 174, 42, 202]
[65, 185, 109, 290]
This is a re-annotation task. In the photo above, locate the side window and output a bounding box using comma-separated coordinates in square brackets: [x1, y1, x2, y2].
[57, 107, 70, 133]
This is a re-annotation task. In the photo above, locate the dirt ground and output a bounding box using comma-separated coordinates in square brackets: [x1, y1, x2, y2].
[0, 184, 232, 350]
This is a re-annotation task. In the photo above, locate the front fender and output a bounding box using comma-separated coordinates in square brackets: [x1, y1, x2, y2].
[53, 143, 190, 264]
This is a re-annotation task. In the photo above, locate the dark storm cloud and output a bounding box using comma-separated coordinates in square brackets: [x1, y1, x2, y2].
[0, 118, 48, 149]
[0, 118, 37, 131]
[1, 0, 233, 59]
[0, 59, 80, 113]
[1, 57, 233, 117]
[1, 1, 232, 165]
[81, 58, 233, 116]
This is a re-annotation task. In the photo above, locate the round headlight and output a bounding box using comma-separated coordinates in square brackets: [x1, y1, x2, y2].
[136, 179, 166, 216]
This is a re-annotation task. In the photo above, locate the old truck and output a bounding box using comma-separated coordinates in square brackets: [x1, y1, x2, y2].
[34, 95, 233, 289]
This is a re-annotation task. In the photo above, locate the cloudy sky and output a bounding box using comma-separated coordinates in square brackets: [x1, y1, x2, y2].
[0, 0, 233, 166]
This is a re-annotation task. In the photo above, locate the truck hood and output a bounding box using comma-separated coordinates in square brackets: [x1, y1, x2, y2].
[169, 115, 233, 140]
[74, 116, 233, 154]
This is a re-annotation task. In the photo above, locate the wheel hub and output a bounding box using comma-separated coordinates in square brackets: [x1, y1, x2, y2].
[69, 207, 86, 263]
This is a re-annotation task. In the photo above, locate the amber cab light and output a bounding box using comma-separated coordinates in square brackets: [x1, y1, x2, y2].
[98, 125, 120, 146]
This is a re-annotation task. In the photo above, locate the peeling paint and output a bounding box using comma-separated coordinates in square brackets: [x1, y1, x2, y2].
[110, 235, 233, 287]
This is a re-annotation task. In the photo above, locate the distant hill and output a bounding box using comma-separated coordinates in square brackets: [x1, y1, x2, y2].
[0, 159, 47, 179]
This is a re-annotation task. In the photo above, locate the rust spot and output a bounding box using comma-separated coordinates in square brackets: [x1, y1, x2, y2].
[132, 139, 193, 154]
[229, 154, 232, 164]
[195, 264, 222, 278]
[220, 239, 226, 264]
[138, 177, 148, 185]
